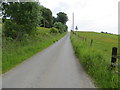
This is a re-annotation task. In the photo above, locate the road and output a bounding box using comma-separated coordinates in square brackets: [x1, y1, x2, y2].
[3, 33, 95, 88]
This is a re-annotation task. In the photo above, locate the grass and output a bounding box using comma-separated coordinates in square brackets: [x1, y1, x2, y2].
[70, 31, 119, 88]
[2, 27, 66, 73]
[0, 23, 2, 74]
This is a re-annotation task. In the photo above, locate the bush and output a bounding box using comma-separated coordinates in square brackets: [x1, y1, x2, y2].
[53, 22, 68, 33]
[3, 20, 18, 39]
[50, 27, 58, 33]
[6, 37, 13, 41]
[2, 2, 41, 39]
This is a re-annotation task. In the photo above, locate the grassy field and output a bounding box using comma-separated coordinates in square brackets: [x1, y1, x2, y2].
[70, 31, 119, 88]
[2, 27, 66, 73]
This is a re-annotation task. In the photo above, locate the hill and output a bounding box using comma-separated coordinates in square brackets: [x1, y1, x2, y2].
[70, 31, 119, 88]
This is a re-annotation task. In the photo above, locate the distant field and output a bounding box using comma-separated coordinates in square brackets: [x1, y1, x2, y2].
[70, 31, 119, 88]
[2, 27, 66, 73]
[77, 31, 118, 56]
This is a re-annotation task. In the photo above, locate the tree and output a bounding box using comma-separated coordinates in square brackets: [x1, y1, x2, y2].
[40, 7, 53, 28]
[0, 1, 2, 17]
[2, 2, 41, 39]
[64, 25, 68, 32]
[56, 12, 68, 24]
[52, 16, 57, 25]
[54, 22, 67, 33]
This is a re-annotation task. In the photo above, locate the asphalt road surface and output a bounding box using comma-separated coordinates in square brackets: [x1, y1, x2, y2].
[3, 33, 95, 88]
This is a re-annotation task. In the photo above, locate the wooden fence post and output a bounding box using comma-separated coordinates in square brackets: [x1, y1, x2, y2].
[111, 47, 117, 68]
[90, 40, 93, 47]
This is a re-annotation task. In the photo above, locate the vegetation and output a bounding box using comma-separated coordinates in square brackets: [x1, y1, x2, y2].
[2, 2, 68, 73]
[70, 31, 119, 88]
[2, 2, 68, 40]
[50, 27, 59, 33]
[0, 20, 2, 74]
[54, 22, 68, 33]
[2, 27, 66, 73]
[53, 12, 68, 33]
[2, 2, 41, 39]
[56, 12, 68, 25]
[40, 7, 53, 28]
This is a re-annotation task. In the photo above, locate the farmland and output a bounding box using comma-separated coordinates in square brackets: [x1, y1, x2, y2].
[70, 31, 119, 88]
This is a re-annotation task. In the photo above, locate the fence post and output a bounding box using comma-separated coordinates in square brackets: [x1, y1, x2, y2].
[111, 47, 117, 68]
[90, 40, 93, 47]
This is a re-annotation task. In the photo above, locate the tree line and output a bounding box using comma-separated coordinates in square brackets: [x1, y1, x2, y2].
[2, 2, 68, 39]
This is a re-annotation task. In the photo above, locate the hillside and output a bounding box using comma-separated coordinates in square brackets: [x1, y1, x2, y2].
[70, 31, 119, 88]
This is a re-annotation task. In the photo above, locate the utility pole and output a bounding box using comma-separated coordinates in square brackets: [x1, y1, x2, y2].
[72, 13, 74, 31]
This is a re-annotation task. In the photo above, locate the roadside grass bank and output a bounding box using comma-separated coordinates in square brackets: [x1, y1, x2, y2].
[2, 27, 66, 73]
[0, 23, 2, 74]
[70, 32, 119, 88]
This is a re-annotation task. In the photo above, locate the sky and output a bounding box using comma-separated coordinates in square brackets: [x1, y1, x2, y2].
[39, 0, 119, 34]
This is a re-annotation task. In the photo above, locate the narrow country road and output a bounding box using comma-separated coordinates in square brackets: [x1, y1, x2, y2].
[3, 33, 95, 88]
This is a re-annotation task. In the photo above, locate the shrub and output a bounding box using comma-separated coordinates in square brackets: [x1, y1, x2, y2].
[53, 22, 68, 33]
[50, 27, 58, 33]
[6, 37, 13, 41]
[3, 20, 18, 39]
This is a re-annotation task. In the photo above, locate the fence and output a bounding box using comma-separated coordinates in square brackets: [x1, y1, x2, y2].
[72, 32, 120, 74]
[72, 32, 93, 47]
[111, 47, 120, 74]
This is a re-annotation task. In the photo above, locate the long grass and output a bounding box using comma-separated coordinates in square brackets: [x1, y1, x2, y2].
[70, 32, 119, 88]
[2, 27, 66, 73]
[0, 23, 2, 74]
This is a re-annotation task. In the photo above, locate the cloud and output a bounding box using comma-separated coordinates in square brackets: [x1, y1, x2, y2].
[39, 0, 119, 34]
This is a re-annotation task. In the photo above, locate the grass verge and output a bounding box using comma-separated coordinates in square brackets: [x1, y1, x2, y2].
[2, 27, 66, 73]
[0, 23, 2, 74]
[70, 32, 119, 88]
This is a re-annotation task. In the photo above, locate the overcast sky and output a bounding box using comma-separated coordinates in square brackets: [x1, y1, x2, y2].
[39, 0, 119, 34]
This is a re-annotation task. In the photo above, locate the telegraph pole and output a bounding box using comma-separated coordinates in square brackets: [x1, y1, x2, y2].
[72, 13, 74, 31]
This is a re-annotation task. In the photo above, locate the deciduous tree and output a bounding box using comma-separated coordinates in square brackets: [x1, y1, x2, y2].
[40, 7, 53, 28]
[56, 12, 68, 24]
